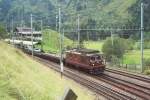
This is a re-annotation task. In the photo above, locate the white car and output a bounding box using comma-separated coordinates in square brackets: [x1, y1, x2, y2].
[33, 48, 41, 53]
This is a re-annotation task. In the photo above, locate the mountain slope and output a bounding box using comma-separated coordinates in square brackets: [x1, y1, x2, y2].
[66, 0, 137, 26]
[0, 41, 95, 100]
[42, 29, 73, 53]
[0, 0, 149, 31]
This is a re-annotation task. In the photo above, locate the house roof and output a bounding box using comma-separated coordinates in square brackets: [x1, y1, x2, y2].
[16, 27, 32, 32]
[15, 27, 41, 35]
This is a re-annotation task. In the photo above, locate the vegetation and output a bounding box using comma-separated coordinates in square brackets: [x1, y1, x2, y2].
[0, 41, 95, 100]
[144, 57, 150, 75]
[0, 0, 149, 74]
[137, 33, 150, 49]
[144, 70, 150, 75]
[131, 0, 150, 31]
[41, 29, 73, 53]
[144, 58, 150, 67]
[84, 40, 150, 64]
[84, 41, 104, 52]
[0, 0, 149, 47]
[0, 25, 7, 39]
[102, 37, 127, 59]
[125, 38, 135, 50]
[0, 0, 149, 31]
[123, 49, 150, 64]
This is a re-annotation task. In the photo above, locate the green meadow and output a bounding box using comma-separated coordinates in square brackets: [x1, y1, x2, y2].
[0, 41, 95, 100]
[84, 41, 150, 65]
[84, 41, 104, 52]
[41, 29, 73, 53]
[123, 49, 150, 64]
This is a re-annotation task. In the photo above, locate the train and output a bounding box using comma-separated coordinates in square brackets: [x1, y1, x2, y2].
[65, 49, 105, 74]
[25, 47, 105, 74]
[6, 39, 105, 74]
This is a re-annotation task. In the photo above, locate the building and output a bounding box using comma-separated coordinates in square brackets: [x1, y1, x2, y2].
[14, 27, 42, 41]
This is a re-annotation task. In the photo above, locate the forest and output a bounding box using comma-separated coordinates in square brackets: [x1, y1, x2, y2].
[0, 0, 149, 32]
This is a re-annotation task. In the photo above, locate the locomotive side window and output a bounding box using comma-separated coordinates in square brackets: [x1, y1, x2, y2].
[90, 56, 95, 63]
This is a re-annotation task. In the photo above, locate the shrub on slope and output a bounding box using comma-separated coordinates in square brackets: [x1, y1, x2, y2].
[42, 29, 73, 53]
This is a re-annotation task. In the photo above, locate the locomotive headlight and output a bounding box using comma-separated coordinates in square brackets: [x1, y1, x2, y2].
[92, 64, 95, 66]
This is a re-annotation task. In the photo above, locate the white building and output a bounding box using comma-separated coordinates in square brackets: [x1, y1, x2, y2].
[14, 27, 42, 41]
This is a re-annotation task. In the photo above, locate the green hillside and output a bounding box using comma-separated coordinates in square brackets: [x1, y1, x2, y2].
[65, 0, 137, 26]
[0, 0, 149, 31]
[42, 29, 73, 53]
[0, 41, 95, 100]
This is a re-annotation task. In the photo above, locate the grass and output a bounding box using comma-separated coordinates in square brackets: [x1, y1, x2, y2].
[84, 40, 150, 73]
[40, 29, 73, 53]
[84, 41, 104, 52]
[0, 41, 95, 100]
[40, 29, 150, 65]
[84, 41, 150, 65]
[123, 49, 150, 64]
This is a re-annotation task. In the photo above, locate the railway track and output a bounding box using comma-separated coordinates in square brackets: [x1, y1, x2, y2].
[105, 69, 150, 91]
[27, 52, 150, 100]
[35, 57, 135, 100]
[94, 74, 150, 100]
[106, 68, 150, 83]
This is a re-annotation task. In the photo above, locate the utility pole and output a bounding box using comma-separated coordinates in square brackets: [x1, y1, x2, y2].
[7, 13, 9, 39]
[61, 28, 64, 71]
[59, 8, 64, 77]
[20, 10, 24, 49]
[111, 31, 114, 46]
[86, 28, 89, 41]
[11, 18, 14, 45]
[41, 20, 43, 31]
[31, 14, 34, 58]
[56, 15, 58, 31]
[41, 20, 43, 51]
[77, 14, 80, 48]
[141, 2, 144, 73]
[62, 28, 64, 47]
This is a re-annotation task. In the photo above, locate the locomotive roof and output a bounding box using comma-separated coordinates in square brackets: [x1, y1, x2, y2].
[66, 49, 99, 54]
[77, 49, 99, 54]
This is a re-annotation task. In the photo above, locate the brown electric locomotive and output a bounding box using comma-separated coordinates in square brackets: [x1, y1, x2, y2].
[25, 46, 105, 74]
[65, 49, 105, 74]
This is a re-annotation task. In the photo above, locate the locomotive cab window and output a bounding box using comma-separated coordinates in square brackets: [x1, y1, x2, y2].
[96, 56, 101, 60]
[90, 56, 96, 63]
[90, 56, 95, 61]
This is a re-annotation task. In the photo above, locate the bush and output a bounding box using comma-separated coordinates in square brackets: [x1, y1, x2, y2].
[144, 58, 150, 67]
[137, 31, 150, 49]
[111, 55, 120, 65]
[126, 38, 135, 50]
[143, 58, 150, 71]
[102, 37, 127, 60]
[144, 70, 150, 75]
[0, 25, 7, 39]
[137, 41, 150, 49]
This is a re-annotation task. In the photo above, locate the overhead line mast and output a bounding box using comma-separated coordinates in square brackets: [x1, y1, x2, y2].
[59, 7, 64, 77]
[140, 2, 144, 73]
[30, 14, 33, 58]
[77, 14, 80, 48]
